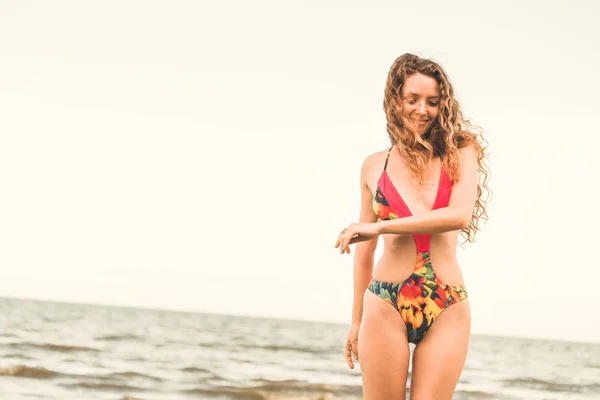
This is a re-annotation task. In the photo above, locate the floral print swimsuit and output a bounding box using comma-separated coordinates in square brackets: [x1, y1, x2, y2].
[369, 149, 468, 344]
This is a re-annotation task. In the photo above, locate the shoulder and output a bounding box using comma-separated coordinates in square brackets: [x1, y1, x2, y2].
[359, 149, 390, 187]
[361, 149, 390, 172]
[458, 143, 478, 157]
[456, 143, 480, 169]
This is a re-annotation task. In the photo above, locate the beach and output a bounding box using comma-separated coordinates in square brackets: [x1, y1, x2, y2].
[1, 298, 598, 400]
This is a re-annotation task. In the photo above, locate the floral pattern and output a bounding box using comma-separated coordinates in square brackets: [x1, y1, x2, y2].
[372, 188, 398, 221]
[368, 252, 468, 344]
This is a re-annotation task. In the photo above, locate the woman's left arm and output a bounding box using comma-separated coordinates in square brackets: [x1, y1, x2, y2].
[338, 145, 479, 253]
[379, 145, 479, 235]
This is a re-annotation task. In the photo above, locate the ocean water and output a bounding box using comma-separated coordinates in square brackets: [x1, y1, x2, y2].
[0, 298, 598, 400]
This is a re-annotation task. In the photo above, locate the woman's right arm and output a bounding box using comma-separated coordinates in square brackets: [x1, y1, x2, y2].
[350, 156, 379, 325]
[345, 155, 379, 369]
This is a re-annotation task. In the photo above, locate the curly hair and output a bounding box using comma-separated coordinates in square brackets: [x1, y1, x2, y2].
[383, 53, 491, 244]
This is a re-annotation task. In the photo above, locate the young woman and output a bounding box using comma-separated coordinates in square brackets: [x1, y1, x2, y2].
[334, 53, 490, 399]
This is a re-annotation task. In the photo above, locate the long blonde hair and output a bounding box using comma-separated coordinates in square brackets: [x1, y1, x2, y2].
[383, 53, 491, 243]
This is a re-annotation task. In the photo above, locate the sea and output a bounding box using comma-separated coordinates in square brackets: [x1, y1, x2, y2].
[0, 298, 598, 400]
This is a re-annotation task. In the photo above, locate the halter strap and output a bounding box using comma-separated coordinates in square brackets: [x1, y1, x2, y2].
[383, 147, 393, 171]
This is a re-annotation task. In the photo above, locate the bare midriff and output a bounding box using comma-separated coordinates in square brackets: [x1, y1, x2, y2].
[373, 231, 465, 286]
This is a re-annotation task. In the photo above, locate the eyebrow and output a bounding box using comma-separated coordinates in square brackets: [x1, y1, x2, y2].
[404, 92, 440, 99]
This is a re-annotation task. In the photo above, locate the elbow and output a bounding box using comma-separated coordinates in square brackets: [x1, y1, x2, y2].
[449, 205, 472, 230]
[456, 215, 471, 230]
[457, 220, 469, 230]
[456, 214, 471, 230]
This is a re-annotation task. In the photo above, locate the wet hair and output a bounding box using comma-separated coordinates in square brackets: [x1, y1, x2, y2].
[383, 53, 491, 244]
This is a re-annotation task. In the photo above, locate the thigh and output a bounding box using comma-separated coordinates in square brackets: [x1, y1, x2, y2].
[358, 290, 411, 400]
[410, 299, 471, 400]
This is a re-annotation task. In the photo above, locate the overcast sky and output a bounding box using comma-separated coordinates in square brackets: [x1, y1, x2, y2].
[1, 0, 599, 344]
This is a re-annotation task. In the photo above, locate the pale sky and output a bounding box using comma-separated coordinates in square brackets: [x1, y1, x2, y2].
[1, 0, 599, 344]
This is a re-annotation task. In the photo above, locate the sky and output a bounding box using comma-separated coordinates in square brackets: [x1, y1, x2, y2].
[1, 0, 599, 344]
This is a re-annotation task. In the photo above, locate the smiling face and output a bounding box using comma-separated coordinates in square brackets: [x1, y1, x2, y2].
[400, 72, 440, 136]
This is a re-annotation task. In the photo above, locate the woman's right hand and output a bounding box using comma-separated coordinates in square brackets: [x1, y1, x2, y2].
[345, 322, 360, 369]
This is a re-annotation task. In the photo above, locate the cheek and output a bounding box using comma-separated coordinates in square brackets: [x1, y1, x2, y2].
[395, 105, 412, 121]
[401, 105, 416, 116]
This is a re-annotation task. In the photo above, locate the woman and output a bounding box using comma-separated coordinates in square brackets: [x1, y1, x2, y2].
[334, 53, 490, 399]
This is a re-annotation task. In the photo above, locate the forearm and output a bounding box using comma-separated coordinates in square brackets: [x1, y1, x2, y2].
[351, 249, 375, 325]
[378, 207, 470, 235]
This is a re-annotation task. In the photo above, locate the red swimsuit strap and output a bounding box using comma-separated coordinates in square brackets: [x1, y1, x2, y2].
[378, 148, 453, 252]
[414, 165, 452, 252]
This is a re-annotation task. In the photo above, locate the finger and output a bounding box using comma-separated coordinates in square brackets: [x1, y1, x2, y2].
[336, 231, 346, 250]
[345, 343, 354, 369]
[340, 232, 348, 254]
[352, 340, 359, 361]
[344, 233, 352, 254]
[336, 227, 348, 250]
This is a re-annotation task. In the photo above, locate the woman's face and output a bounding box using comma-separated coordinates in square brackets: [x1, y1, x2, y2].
[400, 72, 440, 136]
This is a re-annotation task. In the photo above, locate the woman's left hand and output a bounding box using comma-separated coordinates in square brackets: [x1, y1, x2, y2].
[334, 222, 380, 254]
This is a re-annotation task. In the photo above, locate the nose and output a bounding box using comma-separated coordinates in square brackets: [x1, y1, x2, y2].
[417, 101, 427, 114]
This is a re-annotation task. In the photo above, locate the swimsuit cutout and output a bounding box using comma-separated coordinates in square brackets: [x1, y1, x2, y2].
[369, 148, 468, 344]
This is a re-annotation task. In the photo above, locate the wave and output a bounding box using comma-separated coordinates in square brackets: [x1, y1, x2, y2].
[243, 344, 330, 354]
[183, 380, 362, 399]
[107, 371, 164, 382]
[454, 389, 496, 399]
[8, 342, 100, 353]
[195, 341, 334, 354]
[181, 366, 213, 373]
[181, 387, 266, 400]
[183, 385, 363, 400]
[228, 356, 254, 364]
[196, 342, 223, 349]
[0, 365, 60, 379]
[249, 380, 362, 396]
[502, 377, 600, 393]
[2, 353, 36, 360]
[60, 382, 148, 392]
[95, 333, 144, 342]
